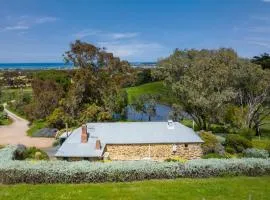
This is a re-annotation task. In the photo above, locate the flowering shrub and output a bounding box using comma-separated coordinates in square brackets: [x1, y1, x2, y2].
[0, 145, 269, 184]
[243, 148, 269, 159]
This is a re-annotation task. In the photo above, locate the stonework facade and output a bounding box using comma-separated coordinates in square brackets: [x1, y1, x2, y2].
[105, 143, 202, 160]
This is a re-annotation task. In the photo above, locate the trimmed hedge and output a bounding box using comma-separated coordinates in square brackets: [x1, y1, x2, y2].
[0, 146, 270, 184]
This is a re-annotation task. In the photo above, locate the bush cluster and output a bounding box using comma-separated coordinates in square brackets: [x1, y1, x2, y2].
[225, 134, 252, 153]
[200, 131, 221, 154]
[0, 146, 269, 184]
[13, 145, 49, 160]
[243, 148, 269, 159]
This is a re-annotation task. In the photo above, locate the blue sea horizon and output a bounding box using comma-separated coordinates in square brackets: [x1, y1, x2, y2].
[0, 62, 73, 70]
[0, 62, 157, 70]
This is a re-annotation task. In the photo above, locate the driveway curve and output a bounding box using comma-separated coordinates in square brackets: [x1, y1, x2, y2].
[0, 108, 54, 148]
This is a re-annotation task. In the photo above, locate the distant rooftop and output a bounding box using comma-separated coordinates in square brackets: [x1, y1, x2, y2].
[55, 121, 203, 157]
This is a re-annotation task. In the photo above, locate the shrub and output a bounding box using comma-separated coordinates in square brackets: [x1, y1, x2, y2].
[23, 147, 49, 160]
[266, 144, 270, 154]
[0, 146, 270, 184]
[225, 146, 236, 154]
[199, 131, 219, 154]
[164, 156, 187, 163]
[238, 128, 255, 141]
[202, 153, 225, 159]
[13, 144, 27, 160]
[243, 148, 269, 159]
[252, 139, 270, 150]
[0, 105, 4, 112]
[216, 135, 226, 145]
[225, 134, 252, 153]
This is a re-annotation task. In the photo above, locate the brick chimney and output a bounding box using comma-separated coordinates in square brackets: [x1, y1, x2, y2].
[81, 124, 88, 143]
[96, 139, 101, 150]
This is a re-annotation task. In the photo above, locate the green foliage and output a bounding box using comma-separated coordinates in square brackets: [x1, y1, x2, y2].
[97, 111, 112, 122]
[34, 70, 71, 91]
[238, 128, 255, 141]
[252, 139, 270, 150]
[223, 105, 246, 128]
[131, 94, 160, 121]
[225, 146, 236, 154]
[22, 147, 49, 160]
[104, 90, 128, 118]
[243, 148, 269, 158]
[202, 153, 228, 159]
[251, 53, 270, 70]
[126, 81, 175, 105]
[135, 68, 152, 85]
[225, 134, 252, 153]
[0, 105, 3, 112]
[164, 156, 187, 163]
[27, 120, 48, 136]
[1, 146, 270, 184]
[157, 48, 238, 130]
[46, 107, 76, 129]
[0, 111, 11, 125]
[199, 131, 220, 154]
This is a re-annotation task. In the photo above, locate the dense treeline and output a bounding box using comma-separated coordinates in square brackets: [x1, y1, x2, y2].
[155, 48, 270, 135]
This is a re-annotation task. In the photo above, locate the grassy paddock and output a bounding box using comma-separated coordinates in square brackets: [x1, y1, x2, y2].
[125, 81, 176, 105]
[0, 176, 269, 200]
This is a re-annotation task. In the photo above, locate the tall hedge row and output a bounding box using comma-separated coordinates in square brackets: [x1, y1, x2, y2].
[0, 146, 269, 184]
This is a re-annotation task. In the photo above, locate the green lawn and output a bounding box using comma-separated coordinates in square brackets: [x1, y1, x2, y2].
[125, 81, 176, 105]
[0, 177, 269, 200]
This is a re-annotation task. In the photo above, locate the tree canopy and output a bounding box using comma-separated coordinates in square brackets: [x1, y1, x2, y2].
[157, 48, 270, 132]
[251, 53, 270, 70]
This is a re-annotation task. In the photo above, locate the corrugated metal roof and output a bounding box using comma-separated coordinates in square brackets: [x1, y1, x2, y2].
[55, 122, 203, 157]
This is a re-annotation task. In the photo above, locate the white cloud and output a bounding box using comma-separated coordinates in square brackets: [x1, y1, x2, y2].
[35, 17, 58, 24]
[0, 15, 58, 32]
[73, 29, 139, 40]
[97, 41, 163, 57]
[73, 29, 101, 38]
[2, 25, 29, 31]
[262, 0, 270, 2]
[109, 32, 139, 39]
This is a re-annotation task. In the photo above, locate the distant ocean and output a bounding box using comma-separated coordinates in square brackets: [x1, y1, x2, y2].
[0, 63, 73, 70]
[0, 62, 156, 70]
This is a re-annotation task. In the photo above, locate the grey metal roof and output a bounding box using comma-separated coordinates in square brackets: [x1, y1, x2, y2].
[55, 122, 203, 157]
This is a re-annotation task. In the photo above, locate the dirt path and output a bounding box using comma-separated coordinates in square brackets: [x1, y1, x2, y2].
[0, 108, 54, 148]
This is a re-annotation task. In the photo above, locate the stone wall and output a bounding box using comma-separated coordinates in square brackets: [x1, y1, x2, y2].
[105, 143, 202, 161]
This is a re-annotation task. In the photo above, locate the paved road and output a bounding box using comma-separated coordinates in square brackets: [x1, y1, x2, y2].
[0, 108, 54, 148]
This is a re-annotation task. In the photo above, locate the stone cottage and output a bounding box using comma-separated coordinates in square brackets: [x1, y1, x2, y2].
[55, 121, 203, 161]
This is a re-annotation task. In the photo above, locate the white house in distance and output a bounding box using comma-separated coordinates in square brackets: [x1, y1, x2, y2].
[55, 120, 203, 161]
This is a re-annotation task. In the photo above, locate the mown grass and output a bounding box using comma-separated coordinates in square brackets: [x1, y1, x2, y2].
[125, 81, 176, 105]
[0, 176, 269, 200]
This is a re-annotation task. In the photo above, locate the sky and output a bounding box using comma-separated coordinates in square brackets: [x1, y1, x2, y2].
[0, 0, 270, 62]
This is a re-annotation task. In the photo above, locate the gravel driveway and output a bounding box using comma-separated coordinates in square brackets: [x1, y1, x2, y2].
[0, 109, 54, 148]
